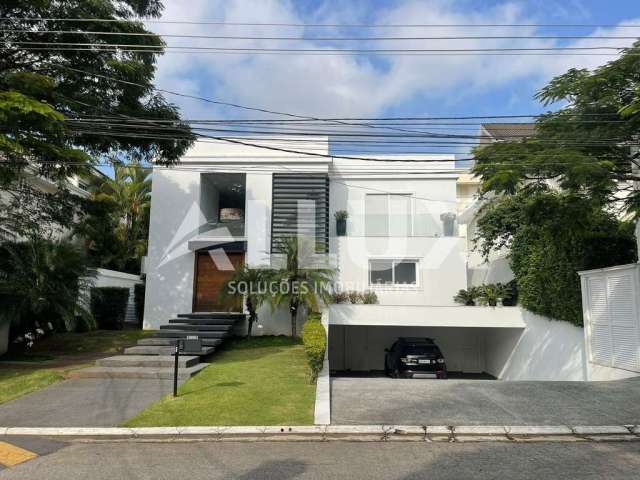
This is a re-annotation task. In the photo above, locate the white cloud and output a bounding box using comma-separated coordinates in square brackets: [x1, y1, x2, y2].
[150, 0, 639, 119]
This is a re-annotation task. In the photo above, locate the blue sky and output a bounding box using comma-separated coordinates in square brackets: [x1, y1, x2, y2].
[145, 0, 640, 159]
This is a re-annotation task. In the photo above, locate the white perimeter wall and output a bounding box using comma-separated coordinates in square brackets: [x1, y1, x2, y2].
[484, 310, 639, 381]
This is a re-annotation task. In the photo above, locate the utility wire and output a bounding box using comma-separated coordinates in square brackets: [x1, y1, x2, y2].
[5, 18, 640, 28]
[4, 29, 640, 41]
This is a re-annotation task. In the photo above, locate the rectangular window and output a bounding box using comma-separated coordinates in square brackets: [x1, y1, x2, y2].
[369, 259, 418, 286]
[365, 194, 412, 236]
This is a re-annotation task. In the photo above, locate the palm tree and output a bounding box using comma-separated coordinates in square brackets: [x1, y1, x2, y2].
[89, 165, 151, 272]
[0, 239, 93, 336]
[220, 265, 270, 337]
[267, 237, 334, 337]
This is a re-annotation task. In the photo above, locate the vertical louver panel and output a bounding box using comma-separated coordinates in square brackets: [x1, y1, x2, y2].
[588, 277, 612, 366]
[271, 174, 329, 253]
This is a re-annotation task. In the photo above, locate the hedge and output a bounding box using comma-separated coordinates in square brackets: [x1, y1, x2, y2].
[134, 283, 145, 327]
[90, 287, 129, 330]
[302, 313, 326, 383]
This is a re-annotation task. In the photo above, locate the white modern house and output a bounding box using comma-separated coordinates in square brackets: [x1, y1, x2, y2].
[143, 136, 640, 382]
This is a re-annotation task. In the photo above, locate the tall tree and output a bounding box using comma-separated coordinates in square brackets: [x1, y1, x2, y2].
[473, 40, 640, 215]
[471, 42, 640, 324]
[0, 1, 194, 237]
[78, 165, 152, 273]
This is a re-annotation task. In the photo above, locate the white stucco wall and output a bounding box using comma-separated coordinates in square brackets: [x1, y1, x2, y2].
[144, 168, 201, 329]
[484, 310, 640, 381]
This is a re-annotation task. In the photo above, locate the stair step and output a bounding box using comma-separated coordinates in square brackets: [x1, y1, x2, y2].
[124, 346, 216, 356]
[137, 338, 222, 347]
[73, 363, 209, 380]
[96, 355, 200, 368]
[168, 318, 237, 325]
[177, 312, 246, 320]
[153, 330, 230, 339]
[159, 324, 232, 331]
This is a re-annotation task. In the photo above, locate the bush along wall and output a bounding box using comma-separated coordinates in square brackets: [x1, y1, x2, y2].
[134, 282, 145, 327]
[302, 312, 326, 383]
[91, 287, 130, 330]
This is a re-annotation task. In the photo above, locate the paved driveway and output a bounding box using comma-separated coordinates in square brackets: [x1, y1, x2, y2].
[331, 376, 640, 425]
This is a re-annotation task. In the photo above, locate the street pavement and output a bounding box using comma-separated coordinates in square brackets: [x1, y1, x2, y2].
[0, 439, 639, 479]
[331, 376, 640, 425]
[0, 378, 174, 427]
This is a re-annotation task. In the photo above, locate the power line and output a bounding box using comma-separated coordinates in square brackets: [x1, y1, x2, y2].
[15, 46, 635, 56]
[11, 41, 637, 52]
[4, 18, 640, 28]
[4, 29, 640, 41]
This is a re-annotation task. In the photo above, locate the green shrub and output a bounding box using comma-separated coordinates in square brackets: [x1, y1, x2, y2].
[91, 287, 129, 330]
[347, 290, 362, 304]
[134, 283, 145, 327]
[302, 313, 326, 383]
[361, 290, 378, 304]
[332, 291, 349, 304]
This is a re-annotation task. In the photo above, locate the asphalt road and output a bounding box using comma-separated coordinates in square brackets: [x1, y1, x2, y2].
[331, 376, 640, 425]
[1, 440, 639, 479]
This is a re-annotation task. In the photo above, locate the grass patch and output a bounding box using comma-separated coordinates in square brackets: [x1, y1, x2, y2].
[0, 329, 148, 404]
[124, 336, 316, 427]
[25, 329, 149, 356]
[0, 368, 66, 404]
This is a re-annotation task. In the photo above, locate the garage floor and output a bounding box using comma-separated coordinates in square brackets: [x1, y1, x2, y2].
[330, 376, 640, 425]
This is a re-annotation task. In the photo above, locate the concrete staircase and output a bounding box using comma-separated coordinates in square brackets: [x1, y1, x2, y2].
[75, 312, 245, 380]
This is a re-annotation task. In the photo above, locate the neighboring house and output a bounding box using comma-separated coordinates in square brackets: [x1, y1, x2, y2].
[457, 123, 538, 287]
[144, 137, 639, 381]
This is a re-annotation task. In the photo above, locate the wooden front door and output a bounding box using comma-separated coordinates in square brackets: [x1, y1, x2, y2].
[193, 251, 244, 312]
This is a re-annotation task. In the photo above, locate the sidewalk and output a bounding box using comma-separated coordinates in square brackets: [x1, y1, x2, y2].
[0, 378, 174, 427]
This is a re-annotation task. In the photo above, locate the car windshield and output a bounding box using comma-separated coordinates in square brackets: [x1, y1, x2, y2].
[401, 345, 439, 356]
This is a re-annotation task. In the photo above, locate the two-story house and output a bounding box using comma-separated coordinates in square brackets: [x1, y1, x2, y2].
[144, 137, 531, 377]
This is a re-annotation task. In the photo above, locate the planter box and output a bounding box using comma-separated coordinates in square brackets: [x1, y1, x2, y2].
[336, 218, 347, 236]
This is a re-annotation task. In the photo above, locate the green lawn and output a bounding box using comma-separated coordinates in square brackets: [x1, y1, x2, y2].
[0, 368, 68, 404]
[124, 336, 316, 427]
[0, 329, 149, 404]
[26, 329, 149, 356]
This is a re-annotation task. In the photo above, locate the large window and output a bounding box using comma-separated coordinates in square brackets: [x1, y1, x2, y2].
[369, 259, 418, 286]
[365, 194, 411, 236]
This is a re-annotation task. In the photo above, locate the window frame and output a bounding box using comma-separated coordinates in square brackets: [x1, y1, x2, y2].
[368, 258, 420, 288]
[364, 193, 414, 237]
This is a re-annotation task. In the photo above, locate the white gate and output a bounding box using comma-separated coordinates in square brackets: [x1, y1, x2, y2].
[580, 264, 640, 373]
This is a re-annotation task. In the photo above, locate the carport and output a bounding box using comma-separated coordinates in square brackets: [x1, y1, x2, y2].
[328, 305, 526, 377]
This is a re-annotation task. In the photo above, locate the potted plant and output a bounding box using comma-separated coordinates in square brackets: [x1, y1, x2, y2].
[477, 283, 512, 307]
[453, 287, 480, 306]
[335, 210, 348, 236]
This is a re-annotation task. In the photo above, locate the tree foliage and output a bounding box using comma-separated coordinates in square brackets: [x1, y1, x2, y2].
[475, 190, 637, 325]
[0, 0, 194, 237]
[471, 43, 640, 325]
[473, 41, 640, 216]
[77, 165, 151, 273]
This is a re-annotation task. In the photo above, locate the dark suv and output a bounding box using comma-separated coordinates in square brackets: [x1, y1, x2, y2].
[384, 337, 447, 379]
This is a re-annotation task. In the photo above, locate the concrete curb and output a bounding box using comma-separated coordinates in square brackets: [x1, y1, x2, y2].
[1, 425, 638, 442]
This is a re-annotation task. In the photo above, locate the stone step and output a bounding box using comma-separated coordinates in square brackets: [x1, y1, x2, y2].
[168, 318, 237, 326]
[96, 355, 200, 368]
[153, 330, 230, 339]
[73, 363, 209, 380]
[159, 324, 232, 331]
[124, 345, 216, 356]
[137, 338, 222, 347]
[177, 312, 246, 320]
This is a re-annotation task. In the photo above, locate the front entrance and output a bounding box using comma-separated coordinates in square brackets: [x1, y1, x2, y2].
[193, 251, 244, 312]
